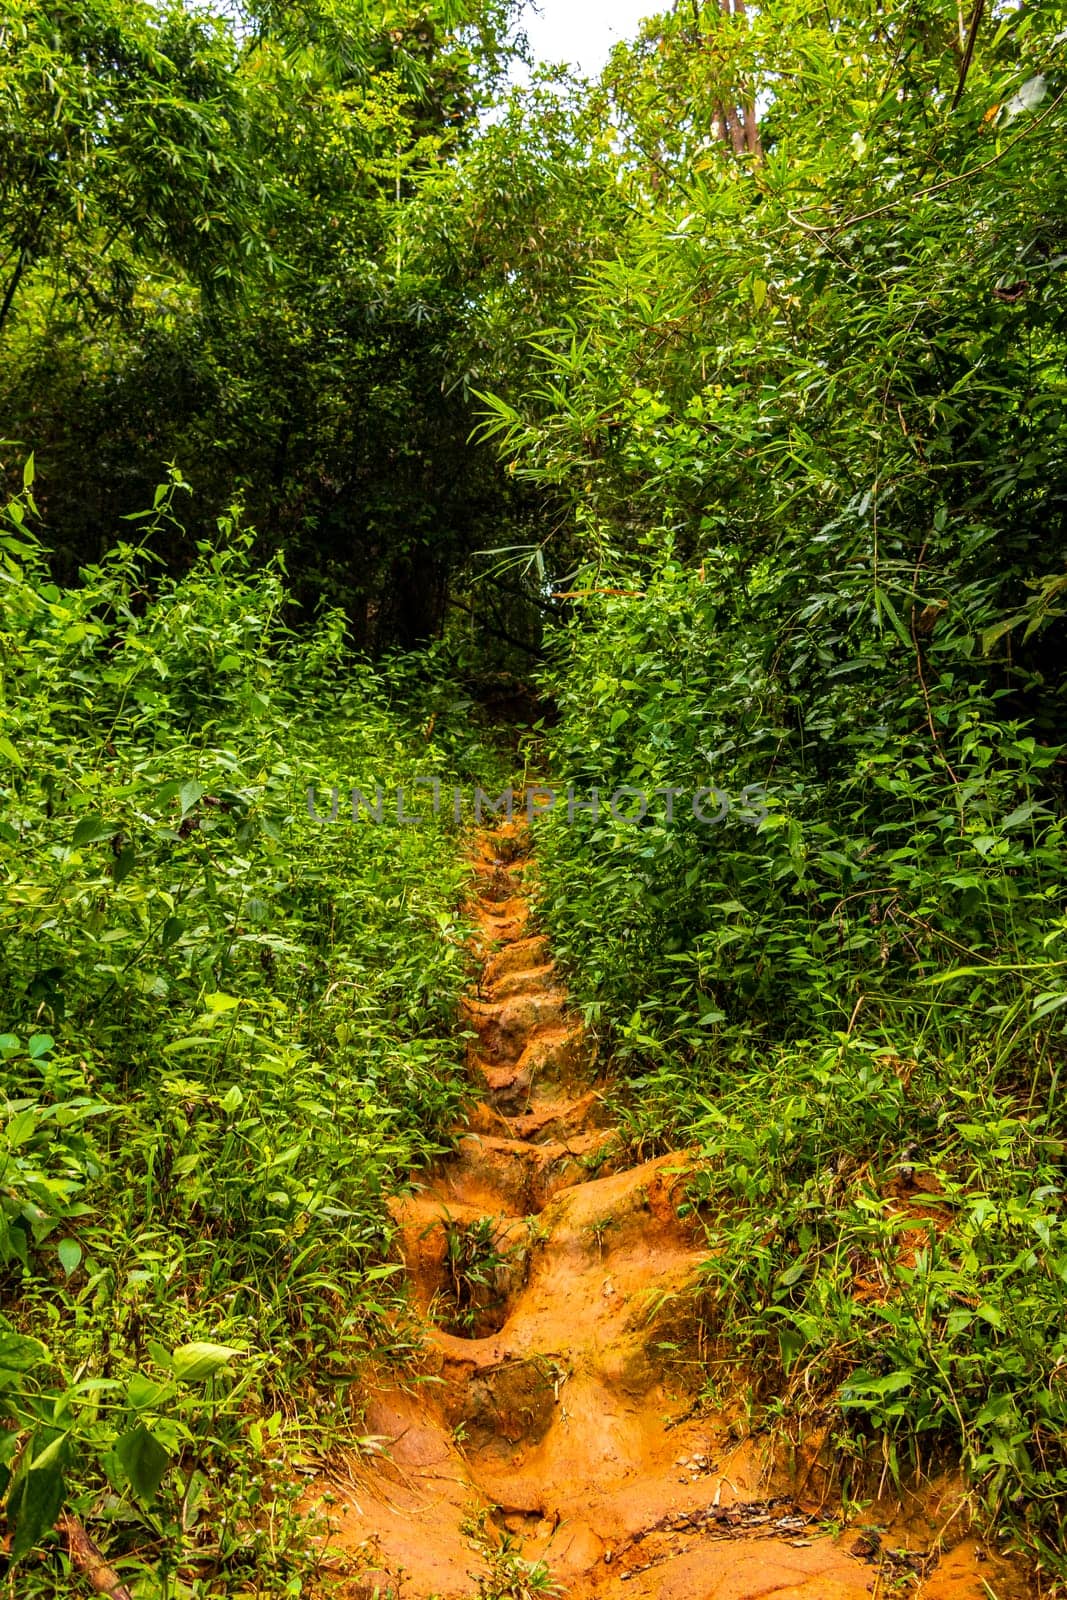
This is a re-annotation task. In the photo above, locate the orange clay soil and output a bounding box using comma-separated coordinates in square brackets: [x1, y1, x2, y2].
[313, 818, 1033, 1600]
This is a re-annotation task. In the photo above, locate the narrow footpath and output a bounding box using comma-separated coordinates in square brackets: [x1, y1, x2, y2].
[321, 817, 1028, 1600]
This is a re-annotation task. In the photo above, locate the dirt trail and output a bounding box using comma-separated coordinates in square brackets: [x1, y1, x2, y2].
[320, 819, 1028, 1600]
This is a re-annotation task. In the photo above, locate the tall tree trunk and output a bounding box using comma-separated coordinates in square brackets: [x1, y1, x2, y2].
[742, 101, 763, 158]
[716, 0, 763, 160]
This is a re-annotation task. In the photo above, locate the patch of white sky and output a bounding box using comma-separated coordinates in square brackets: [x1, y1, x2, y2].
[513, 0, 656, 81]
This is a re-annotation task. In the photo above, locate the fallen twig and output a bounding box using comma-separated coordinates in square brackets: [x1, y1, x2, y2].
[59, 1514, 134, 1600]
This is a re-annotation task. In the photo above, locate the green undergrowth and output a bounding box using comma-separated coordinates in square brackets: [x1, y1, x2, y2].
[0, 469, 501, 1595]
[529, 572, 1067, 1581]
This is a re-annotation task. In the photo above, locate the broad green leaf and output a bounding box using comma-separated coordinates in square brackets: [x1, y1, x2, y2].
[203, 992, 240, 1012]
[72, 816, 118, 847]
[6, 1108, 39, 1146]
[113, 845, 137, 884]
[180, 780, 204, 816]
[8, 1463, 65, 1559]
[30, 1432, 71, 1473]
[114, 1424, 170, 1501]
[126, 1372, 176, 1411]
[170, 1342, 242, 1382]
[57, 1239, 82, 1277]
[0, 1330, 49, 1373]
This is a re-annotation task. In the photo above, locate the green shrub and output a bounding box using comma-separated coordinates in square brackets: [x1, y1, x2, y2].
[0, 467, 491, 1591]
[531, 562, 1067, 1572]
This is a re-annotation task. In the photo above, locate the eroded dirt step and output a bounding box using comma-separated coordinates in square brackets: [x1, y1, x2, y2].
[464, 1087, 611, 1144]
[482, 933, 551, 989]
[311, 815, 1032, 1600]
[462, 991, 569, 1064]
[417, 1127, 619, 1216]
[387, 1193, 536, 1337]
[470, 863, 524, 903]
[482, 961, 559, 1002]
[471, 893, 529, 945]
[470, 1022, 589, 1111]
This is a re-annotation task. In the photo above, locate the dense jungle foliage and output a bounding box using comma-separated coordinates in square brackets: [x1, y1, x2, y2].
[2, 0, 1067, 1590]
[0, 464, 504, 1591]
